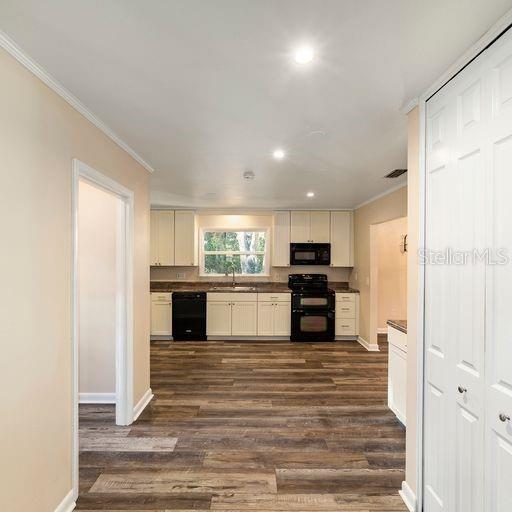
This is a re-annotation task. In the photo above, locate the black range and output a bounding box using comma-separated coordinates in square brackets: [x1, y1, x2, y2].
[288, 274, 335, 342]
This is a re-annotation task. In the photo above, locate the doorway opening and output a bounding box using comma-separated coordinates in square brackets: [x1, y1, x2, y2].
[369, 216, 408, 348]
[71, 159, 134, 501]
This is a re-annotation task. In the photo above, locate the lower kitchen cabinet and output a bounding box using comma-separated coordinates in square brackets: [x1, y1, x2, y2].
[207, 293, 258, 336]
[257, 294, 291, 336]
[150, 292, 172, 336]
[387, 324, 407, 425]
[335, 293, 359, 338]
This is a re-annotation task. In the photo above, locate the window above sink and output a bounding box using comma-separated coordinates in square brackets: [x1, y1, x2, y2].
[200, 229, 269, 277]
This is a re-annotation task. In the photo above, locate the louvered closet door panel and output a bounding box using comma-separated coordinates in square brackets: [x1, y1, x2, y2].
[485, 31, 512, 512]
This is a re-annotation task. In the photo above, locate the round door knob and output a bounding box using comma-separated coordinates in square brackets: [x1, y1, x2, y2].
[499, 413, 510, 423]
[457, 386, 467, 394]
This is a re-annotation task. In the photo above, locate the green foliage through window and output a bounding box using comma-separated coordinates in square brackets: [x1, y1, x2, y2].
[202, 231, 267, 275]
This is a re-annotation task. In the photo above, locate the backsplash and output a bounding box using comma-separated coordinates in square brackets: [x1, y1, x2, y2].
[150, 265, 352, 283]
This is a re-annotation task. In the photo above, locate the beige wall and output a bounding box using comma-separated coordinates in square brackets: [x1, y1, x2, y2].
[150, 212, 352, 283]
[405, 106, 420, 495]
[78, 181, 118, 396]
[0, 48, 150, 511]
[376, 217, 408, 329]
[350, 186, 408, 343]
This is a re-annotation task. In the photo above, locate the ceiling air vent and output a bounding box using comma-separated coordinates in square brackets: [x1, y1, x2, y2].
[384, 168, 407, 178]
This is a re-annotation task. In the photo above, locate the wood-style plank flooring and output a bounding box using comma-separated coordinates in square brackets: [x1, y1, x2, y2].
[76, 338, 406, 511]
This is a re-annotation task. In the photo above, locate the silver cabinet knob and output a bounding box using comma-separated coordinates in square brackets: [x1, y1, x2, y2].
[499, 413, 510, 423]
[458, 386, 467, 394]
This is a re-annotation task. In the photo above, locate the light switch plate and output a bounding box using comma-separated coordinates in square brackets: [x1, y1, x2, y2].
[176, 272, 186, 280]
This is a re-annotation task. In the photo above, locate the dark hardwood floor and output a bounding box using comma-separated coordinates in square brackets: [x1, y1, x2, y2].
[76, 338, 406, 511]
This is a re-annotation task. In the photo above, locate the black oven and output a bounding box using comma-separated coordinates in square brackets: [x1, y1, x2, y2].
[290, 243, 331, 266]
[288, 274, 335, 342]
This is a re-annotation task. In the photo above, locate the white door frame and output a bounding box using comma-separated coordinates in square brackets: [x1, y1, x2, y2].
[412, 9, 512, 512]
[71, 158, 135, 500]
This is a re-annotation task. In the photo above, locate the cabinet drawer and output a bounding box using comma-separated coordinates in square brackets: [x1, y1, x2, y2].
[336, 301, 356, 318]
[336, 293, 355, 303]
[335, 318, 356, 335]
[258, 293, 291, 302]
[151, 292, 172, 302]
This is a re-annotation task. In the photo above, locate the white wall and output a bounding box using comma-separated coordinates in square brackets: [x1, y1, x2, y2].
[78, 181, 118, 396]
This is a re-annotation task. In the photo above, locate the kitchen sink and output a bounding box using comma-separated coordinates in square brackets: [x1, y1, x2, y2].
[210, 286, 257, 292]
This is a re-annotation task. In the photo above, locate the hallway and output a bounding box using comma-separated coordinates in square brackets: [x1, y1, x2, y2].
[76, 340, 406, 511]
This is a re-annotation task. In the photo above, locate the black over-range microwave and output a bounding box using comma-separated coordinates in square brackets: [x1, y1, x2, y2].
[290, 243, 331, 266]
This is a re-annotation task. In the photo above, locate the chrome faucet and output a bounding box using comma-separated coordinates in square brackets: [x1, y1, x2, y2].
[231, 267, 236, 287]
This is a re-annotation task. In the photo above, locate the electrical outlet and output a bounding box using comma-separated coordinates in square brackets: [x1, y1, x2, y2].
[274, 273, 280, 282]
[176, 272, 186, 280]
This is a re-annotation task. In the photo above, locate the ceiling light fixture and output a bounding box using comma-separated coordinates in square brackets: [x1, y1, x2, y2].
[294, 45, 314, 64]
[307, 191, 315, 198]
[273, 149, 285, 160]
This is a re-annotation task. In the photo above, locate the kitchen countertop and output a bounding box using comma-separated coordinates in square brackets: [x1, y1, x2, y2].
[151, 281, 359, 294]
[387, 319, 407, 334]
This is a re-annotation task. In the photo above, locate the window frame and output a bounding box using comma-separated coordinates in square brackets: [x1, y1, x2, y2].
[199, 227, 270, 277]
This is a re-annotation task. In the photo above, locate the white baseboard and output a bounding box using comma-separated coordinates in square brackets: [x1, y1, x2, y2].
[55, 489, 76, 512]
[133, 387, 153, 421]
[399, 480, 417, 512]
[79, 392, 116, 404]
[357, 336, 380, 352]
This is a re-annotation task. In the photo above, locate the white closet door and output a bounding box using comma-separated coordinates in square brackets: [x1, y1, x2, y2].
[485, 32, 512, 512]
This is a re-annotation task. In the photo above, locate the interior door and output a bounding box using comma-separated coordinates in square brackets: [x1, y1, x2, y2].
[424, 42, 487, 512]
[484, 32, 512, 512]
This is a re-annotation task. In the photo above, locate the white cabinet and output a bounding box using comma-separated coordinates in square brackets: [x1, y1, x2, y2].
[330, 211, 354, 267]
[150, 211, 175, 266]
[387, 325, 407, 425]
[174, 210, 198, 266]
[272, 211, 290, 267]
[257, 293, 291, 336]
[207, 293, 258, 336]
[335, 293, 359, 338]
[291, 211, 330, 243]
[150, 292, 172, 336]
[206, 300, 231, 336]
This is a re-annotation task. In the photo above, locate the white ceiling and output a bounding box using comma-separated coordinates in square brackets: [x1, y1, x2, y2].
[1, 0, 511, 208]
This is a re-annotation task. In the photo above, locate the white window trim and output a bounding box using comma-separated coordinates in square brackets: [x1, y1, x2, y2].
[199, 227, 270, 277]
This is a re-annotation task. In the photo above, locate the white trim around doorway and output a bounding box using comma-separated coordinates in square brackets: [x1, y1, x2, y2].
[71, 158, 135, 504]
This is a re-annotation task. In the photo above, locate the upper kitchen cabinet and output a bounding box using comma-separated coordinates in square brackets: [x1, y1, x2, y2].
[174, 210, 198, 266]
[272, 211, 290, 267]
[150, 210, 175, 266]
[291, 211, 330, 243]
[330, 211, 354, 267]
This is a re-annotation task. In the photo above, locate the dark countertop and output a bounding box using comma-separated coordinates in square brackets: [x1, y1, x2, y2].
[387, 319, 407, 334]
[150, 281, 359, 294]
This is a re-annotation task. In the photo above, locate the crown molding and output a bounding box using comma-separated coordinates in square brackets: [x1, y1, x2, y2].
[353, 182, 407, 210]
[400, 97, 419, 115]
[0, 30, 154, 173]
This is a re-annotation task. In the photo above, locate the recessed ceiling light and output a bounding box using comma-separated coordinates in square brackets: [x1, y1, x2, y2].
[294, 45, 314, 64]
[273, 149, 285, 160]
[307, 191, 315, 198]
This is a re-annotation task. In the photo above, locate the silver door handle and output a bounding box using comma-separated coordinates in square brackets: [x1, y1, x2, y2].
[457, 386, 467, 394]
[499, 413, 510, 422]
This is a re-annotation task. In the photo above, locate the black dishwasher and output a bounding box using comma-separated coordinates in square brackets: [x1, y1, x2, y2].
[172, 292, 207, 341]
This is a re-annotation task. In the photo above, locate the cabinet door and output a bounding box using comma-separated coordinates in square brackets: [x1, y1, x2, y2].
[150, 211, 159, 266]
[310, 211, 330, 243]
[273, 211, 290, 267]
[274, 302, 291, 336]
[257, 301, 274, 336]
[150, 300, 172, 336]
[330, 211, 353, 267]
[206, 301, 232, 336]
[157, 211, 175, 266]
[231, 301, 257, 336]
[290, 211, 311, 243]
[175, 210, 198, 266]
